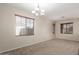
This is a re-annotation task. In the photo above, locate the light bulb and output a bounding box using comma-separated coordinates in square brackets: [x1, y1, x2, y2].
[35, 13, 39, 16]
[32, 11, 36, 14]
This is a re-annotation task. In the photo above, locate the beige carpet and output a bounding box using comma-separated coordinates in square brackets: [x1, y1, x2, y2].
[1, 39, 79, 55]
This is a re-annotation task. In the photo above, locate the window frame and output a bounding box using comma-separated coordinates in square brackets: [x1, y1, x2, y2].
[61, 22, 73, 34]
[15, 14, 34, 36]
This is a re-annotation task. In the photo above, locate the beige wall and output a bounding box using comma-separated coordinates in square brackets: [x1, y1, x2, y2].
[0, 5, 54, 53]
[55, 19, 79, 41]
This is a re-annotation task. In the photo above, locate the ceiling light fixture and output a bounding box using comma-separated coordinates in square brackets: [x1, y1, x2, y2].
[32, 3, 45, 16]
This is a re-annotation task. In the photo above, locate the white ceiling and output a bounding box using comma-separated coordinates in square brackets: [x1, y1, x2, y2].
[1, 3, 79, 21]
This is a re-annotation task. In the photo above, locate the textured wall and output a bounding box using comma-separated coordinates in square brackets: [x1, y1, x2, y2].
[55, 19, 79, 41]
[0, 5, 54, 53]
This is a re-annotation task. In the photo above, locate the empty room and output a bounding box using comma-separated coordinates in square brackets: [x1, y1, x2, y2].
[0, 3, 79, 55]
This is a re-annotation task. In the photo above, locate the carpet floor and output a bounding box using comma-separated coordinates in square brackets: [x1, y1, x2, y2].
[1, 39, 79, 55]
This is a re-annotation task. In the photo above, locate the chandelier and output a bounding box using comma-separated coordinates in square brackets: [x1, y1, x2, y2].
[32, 4, 45, 16]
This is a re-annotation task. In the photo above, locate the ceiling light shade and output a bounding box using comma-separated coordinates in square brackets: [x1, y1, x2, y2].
[41, 10, 45, 12]
[41, 12, 45, 15]
[32, 3, 45, 16]
[35, 7, 40, 11]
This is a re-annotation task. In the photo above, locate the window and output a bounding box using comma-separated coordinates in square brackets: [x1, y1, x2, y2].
[61, 22, 73, 34]
[53, 24, 55, 34]
[15, 14, 34, 36]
